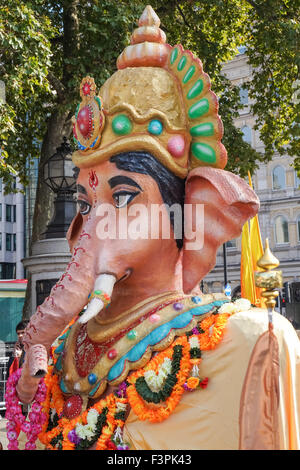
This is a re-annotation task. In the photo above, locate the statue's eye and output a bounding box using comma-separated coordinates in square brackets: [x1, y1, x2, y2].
[77, 199, 91, 215]
[113, 191, 139, 208]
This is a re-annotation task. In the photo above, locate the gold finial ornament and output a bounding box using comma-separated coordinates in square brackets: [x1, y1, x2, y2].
[257, 238, 280, 271]
[254, 238, 283, 313]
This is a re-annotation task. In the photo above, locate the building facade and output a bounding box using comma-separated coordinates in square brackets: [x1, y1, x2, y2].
[0, 155, 40, 282]
[0, 177, 25, 280]
[204, 51, 300, 295]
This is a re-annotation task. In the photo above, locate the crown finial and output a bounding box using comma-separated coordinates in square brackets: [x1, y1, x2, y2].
[138, 5, 161, 27]
[117, 5, 168, 69]
[130, 5, 166, 46]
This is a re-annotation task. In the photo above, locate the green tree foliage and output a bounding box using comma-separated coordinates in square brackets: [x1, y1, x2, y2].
[0, 0, 55, 191]
[151, 0, 299, 174]
[243, 0, 300, 170]
[0, 0, 299, 195]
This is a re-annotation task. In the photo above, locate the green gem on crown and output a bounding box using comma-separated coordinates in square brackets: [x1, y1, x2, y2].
[191, 142, 216, 164]
[183, 65, 196, 84]
[187, 79, 204, 100]
[190, 122, 214, 137]
[94, 96, 102, 109]
[170, 47, 178, 65]
[177, 55, 187, 71]
[188, 98, 209, 119]
[127, 330, 137, 340]
[112, 114, 132, 135]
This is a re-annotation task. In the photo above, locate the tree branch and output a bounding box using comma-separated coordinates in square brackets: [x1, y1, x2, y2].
[62, 0, 80, 86]
[50, 34, 64, 45]
[47, 71, 67, 103]
[244, 0, 295, 21]
[175, 1, 191, 28]
[244, 0, 262, 13]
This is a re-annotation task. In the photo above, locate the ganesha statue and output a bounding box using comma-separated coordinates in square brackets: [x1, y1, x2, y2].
[6, 6, 300, 451]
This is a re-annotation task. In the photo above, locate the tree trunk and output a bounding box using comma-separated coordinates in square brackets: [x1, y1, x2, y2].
[22, 0, 81, 320]
[22, 0, 80, 320]
[22, 110, 72, 320]
[31, 109, 72, 246]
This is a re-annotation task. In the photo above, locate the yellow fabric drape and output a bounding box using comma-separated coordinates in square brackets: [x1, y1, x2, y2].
[249, 172, 266, 307]
[250, 215, 266, 308]
[241, 220, 256, 303]
[240, 172, 265, 307]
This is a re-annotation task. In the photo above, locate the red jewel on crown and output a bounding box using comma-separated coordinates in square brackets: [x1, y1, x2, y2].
[82, 82, 91, 96]
[72, 76, 105, 153]
[77, 106, 93, 139]
[79, 76, 96, 100]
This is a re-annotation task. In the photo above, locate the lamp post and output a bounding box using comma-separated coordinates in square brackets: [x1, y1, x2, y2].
[42, 137, 76, 239]
[223, 243, 228, 286]
[223, 243, 232, 297]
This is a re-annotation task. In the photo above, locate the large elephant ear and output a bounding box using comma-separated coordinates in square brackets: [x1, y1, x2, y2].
[182, 167, 259, 293]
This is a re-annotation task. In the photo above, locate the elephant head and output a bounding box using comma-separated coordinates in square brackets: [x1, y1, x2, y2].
[17, 152, 259, 402]
[16, 6, 259, 403]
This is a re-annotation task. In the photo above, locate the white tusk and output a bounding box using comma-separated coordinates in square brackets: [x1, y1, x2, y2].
[78, 273, 116, 324]
[78, 297, 105, 324]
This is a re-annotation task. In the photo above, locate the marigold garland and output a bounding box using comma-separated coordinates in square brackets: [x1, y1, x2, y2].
[126, 313, 230, 423]
[126, 336, 191, 423]
[198, 313, 230, 350]
[38, 368, 127, 450]
[37, 311, 230, 449]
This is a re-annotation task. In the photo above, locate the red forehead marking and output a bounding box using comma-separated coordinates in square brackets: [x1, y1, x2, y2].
[88, 170, 98, 190]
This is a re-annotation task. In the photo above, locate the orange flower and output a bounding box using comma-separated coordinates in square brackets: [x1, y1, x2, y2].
[186, 377, 200, 389]
[199, 313, 230, 351]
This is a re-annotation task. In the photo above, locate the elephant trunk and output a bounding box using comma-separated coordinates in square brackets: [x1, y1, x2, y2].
[15, 345, 49, 404]
[15, 227, 113, 403]
[16, 269, 116, 403]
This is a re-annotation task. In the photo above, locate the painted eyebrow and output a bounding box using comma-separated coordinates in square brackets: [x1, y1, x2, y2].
[76, 184, 88, 195]
[108, 175, 142, 191]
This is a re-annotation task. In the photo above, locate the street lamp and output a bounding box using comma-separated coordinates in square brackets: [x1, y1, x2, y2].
[42, 137, 77, 239]
[223, 243, 231, 297]
[223, 243, 228, 286]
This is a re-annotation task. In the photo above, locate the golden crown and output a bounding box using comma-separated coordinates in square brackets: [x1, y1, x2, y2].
[72, 5, 227, 178]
